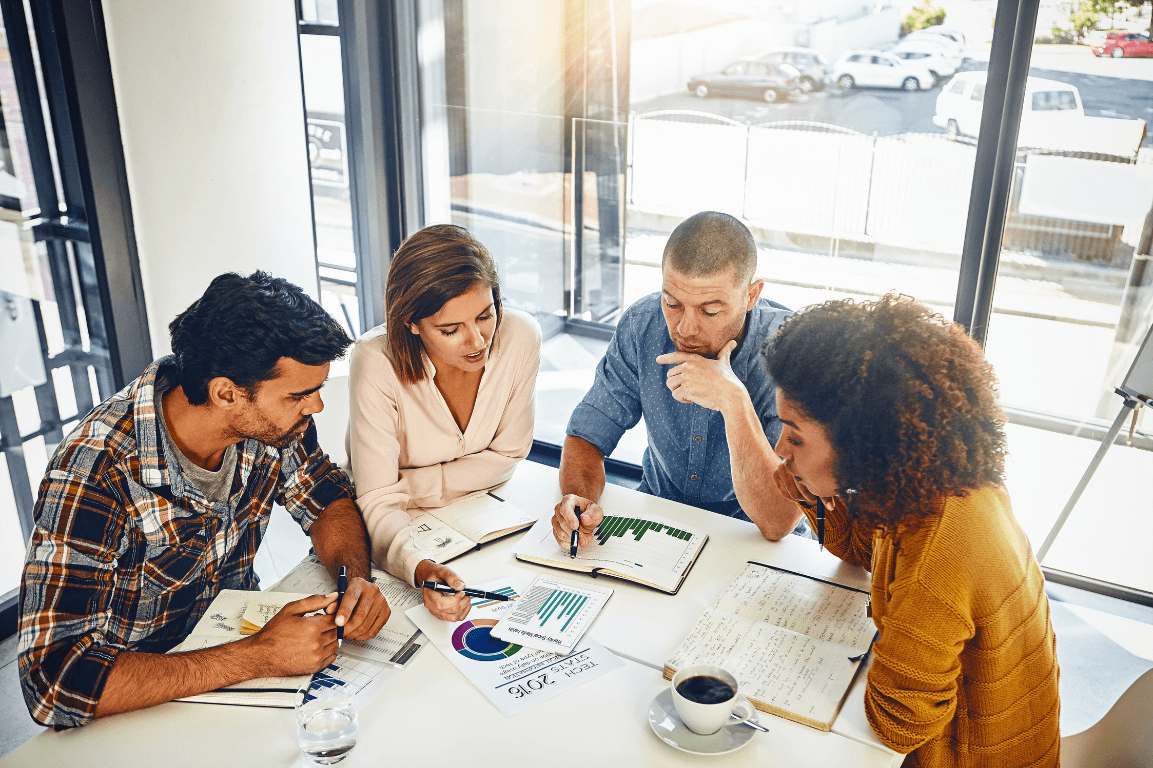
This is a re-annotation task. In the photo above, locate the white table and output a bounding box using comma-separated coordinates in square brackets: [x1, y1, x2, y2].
[1, 460, 900, 768]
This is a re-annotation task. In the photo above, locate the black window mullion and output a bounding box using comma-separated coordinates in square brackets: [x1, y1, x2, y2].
[954, 0, 1040, 346]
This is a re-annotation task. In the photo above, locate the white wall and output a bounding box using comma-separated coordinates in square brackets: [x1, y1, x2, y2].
[103, 0, 318, 359]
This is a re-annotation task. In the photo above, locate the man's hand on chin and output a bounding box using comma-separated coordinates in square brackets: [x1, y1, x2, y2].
[656, 339, 746, 413]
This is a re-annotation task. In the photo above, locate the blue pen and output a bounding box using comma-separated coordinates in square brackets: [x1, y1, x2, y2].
[336, 565, 347, 648]
[569, 505, 581, 558]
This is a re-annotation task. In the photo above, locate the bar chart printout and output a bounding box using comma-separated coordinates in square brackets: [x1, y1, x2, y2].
[492, 576, 613, 655]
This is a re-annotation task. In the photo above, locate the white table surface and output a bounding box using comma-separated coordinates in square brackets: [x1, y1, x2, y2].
[1, 460, 900, 768]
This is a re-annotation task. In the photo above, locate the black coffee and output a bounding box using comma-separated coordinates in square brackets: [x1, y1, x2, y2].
[675, 675, 735, 705]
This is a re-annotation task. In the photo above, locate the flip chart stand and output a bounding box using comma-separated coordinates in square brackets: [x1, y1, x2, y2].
[1037, 319, 1153, 563]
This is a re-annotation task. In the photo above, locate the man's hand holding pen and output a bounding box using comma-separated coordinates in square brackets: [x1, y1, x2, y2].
[326, 569, 390, 643]
[552, 494, 603, 552]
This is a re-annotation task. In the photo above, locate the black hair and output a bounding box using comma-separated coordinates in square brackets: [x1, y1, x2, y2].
[168, 271, 352, 405]
[662, 211, 758, 284]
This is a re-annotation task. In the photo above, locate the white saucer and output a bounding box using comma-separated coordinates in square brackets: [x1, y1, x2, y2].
[647, 688, 762, 755]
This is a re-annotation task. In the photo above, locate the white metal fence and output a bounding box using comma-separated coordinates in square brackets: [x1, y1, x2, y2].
[629, 112, 978, 254]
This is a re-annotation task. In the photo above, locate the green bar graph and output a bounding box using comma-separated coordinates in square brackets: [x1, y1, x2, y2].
[536, 589, 590, 632]
[594, 515, 692, 545]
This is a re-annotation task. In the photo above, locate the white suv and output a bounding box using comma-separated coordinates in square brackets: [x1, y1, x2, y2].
[833, 51, 935, 91]
[893, 38, 961, 82]
[934, 71, 1084, 142]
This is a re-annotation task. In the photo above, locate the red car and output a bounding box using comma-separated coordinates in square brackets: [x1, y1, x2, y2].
[1094, 31, 1153, 58]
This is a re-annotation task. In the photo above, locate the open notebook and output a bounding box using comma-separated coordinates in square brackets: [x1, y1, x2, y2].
[408, 491, 535, 563]
[169, 563, 427, 707]
[168, 590, 310, 707]
[664, 562, 877, 731]
[513, 510, 707, 594]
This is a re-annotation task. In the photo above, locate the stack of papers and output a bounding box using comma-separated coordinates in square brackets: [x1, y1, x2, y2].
[406, 576, 623, 716]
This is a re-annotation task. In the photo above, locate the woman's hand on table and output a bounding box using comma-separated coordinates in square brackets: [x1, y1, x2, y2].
[552, 494, 603, 550]
[415, 560, 471, 621]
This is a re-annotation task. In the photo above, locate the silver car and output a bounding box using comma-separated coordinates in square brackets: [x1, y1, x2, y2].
[759, 47, 833, 93]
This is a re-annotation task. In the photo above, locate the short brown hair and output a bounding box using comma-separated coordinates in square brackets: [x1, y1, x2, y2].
[761, 294, 1007, 530]
[663, 211, 757, 285]
[385, 224, 503, 384]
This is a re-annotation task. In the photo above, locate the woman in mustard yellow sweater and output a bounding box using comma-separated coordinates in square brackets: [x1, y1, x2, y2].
[760, 295, 1059, 768]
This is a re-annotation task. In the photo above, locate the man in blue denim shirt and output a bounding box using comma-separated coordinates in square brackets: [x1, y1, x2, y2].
[551, 212, 808, 550]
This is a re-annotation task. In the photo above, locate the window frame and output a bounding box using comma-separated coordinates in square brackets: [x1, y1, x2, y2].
[331, 0, 1153, 606]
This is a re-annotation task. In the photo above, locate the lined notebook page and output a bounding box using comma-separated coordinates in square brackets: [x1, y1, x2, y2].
[714, 564, 875, 653]
[666, 607, 865, 728]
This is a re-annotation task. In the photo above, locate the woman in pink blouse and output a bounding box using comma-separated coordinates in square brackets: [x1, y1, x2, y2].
[346, 225, 541, 620]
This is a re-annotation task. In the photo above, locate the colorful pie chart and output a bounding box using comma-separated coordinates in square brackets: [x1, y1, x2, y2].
[451, 618, 522, 662]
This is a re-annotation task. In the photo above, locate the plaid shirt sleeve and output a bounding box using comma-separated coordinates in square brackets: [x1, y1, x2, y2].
[19, 465, 133, 729]
[276, 418, 356, 533]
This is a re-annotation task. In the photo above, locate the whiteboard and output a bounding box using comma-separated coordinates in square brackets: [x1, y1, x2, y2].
[1120, 322, 1153, 403]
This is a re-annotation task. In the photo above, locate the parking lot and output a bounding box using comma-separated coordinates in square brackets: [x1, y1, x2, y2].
[632, 47, 1153, 147]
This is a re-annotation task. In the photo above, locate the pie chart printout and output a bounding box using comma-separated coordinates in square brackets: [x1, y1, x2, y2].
[452, 619, 523, 662]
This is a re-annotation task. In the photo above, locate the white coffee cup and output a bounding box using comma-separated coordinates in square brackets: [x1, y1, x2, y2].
[670, 665, 756, 735]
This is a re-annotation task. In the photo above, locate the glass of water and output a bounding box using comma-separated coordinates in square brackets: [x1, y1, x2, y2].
[295, 684, 358, 765]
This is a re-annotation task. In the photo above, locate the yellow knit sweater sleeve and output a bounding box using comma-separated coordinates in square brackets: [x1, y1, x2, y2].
[864, 546, 975, 753]
[798, 498, 873, 570]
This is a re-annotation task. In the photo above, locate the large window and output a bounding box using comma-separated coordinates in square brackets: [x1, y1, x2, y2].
[298, 3, 360, 352]
[332, 0, 1152, 600]
[983, 14, 1153, 597]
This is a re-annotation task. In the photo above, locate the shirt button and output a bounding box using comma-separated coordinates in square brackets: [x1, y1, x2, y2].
[691, 474, 698, 481]
[694, 435, 702, 442]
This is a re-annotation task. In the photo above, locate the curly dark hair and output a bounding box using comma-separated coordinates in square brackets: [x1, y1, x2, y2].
[169, 271, 352, 405]
[761, 294, 1007, 529]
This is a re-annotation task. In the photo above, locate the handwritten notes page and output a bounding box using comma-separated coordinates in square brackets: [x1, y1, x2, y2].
[714, 564, 875, 653]
[664, 564, 877, 730]
[408, 510, 478, 563]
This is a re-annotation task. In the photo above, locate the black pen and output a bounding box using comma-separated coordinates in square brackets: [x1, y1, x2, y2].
[336, 565, 347, 648]
[420, 582, 514, 602]
[817, 503, 825, 553]
[569, 505, 581, 559]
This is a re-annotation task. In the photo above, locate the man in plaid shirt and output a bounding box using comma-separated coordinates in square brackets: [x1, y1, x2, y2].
[17, 272, 450, 728]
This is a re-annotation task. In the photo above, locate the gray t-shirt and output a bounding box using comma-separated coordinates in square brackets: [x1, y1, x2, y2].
[155, 386, 237, 504]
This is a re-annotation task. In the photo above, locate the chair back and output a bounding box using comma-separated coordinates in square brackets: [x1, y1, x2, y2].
[1061, 666, 1153, 768]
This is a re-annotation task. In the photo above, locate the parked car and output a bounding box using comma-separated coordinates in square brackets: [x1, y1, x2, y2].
[933, 71, 1085, 142]
[906, 27, 966, 48]
[759, 47, 832, 93]
[832, 50, 934, 91]
[687, 60, 800, 102]
[1094, 31, 1153, 58]
[892, 38, 960, 82]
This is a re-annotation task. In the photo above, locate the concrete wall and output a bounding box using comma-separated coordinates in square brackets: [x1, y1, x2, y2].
[629, 7, 903, 104]
[630, 20, 784, 103]
[103, 0, 318, 359]
[810, 6, 902, 63]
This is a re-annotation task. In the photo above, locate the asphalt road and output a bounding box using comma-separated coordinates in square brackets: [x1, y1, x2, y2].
[632, 57, 1153, 147]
